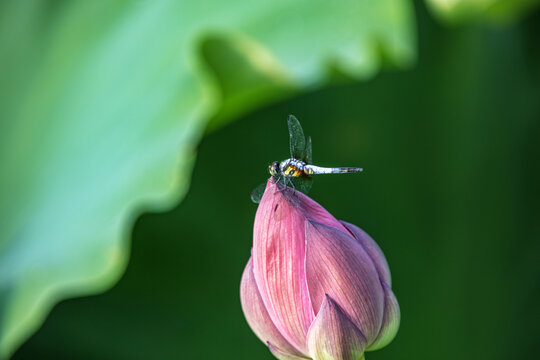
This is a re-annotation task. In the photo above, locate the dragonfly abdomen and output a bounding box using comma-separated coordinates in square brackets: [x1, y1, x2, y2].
[304, 165, 362, 175]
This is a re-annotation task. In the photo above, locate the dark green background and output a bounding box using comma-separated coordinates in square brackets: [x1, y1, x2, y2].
[14, 3, 540, 360]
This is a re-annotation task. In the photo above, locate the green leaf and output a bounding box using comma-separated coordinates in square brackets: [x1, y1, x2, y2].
[425, 0, 540, 24]
[0, 0, 415, 357]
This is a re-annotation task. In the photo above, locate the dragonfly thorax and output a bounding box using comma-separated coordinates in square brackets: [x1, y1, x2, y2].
[268, 158, 306, 177]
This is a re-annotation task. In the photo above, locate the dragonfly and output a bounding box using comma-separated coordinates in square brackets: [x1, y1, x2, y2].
[251, 115, 362, 203]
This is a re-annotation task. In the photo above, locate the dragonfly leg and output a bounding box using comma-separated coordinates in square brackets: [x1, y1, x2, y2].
[274, 175, 285, 193]
[285, 176, 296, 193]
[276, 175, 283, 187]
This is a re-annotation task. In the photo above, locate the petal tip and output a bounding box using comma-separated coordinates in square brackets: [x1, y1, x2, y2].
[307, 295, 367, 360]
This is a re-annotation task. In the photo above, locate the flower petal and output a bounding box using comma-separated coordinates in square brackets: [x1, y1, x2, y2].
[367, 281, 400, 351]
[305, 220, 384, 344]
[240, 256, 305, 357]
[268, 342, 312, 360]
[307, 295, 367, 360]
[289, 189, 349, 233]
[341, 221, 391, 286]
[252, 180, 315, 352]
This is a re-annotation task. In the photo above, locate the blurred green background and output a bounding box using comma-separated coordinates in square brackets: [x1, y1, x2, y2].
[4, 1, 540, 360]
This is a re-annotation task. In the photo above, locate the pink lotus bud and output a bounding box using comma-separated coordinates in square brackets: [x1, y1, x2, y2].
[240, 179, 400, 360]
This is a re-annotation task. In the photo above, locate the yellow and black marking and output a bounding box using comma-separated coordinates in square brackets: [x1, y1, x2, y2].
[283, 164, 303, 177]
[304, 167, 315, 175]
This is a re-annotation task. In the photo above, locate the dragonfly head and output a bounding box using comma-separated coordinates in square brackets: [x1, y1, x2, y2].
[269, 161, 280, 176]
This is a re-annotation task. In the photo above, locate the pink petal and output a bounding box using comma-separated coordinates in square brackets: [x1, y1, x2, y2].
[307, 295, 367, 360]
[252, 180, 315, 352]
[305, 220, 384, 345]
[268, 342, 312, 360]
[240, 256, 305, 357]
[289, 188, 349, 233]
[367, 281, 400, 351]
[341, 221, 392, 286]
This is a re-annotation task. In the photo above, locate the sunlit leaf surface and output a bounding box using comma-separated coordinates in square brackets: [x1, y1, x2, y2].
[0, 0, 415, 356]
[426, 0, 540, 23]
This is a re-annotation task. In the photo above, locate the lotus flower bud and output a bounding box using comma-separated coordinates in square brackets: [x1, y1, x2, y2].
[240, 179, 400, 360]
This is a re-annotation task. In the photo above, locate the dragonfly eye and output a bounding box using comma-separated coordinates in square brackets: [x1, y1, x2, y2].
[269, 161, 280, 176]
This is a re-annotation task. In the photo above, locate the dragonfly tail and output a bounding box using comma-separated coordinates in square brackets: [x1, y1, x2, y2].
[335, 167, 363, 173]
[304, 165, 362, 175]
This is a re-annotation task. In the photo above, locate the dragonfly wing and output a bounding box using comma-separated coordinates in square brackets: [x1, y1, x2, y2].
[287, 115, 306, 160]
[251, 182, 266, 203]
[291, 176, 312, 195]
[306, 136, 312, 164]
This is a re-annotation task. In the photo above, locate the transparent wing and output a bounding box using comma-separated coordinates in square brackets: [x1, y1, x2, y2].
[251, 182, 266, 203]
[306, 136, 312, 164]
[287, 115, 306, 160]
[291, 176, 313, 195]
